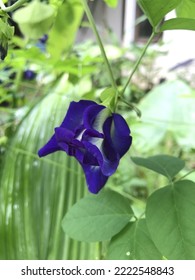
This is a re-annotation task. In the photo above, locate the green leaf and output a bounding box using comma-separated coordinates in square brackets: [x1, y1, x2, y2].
[13, 0, 55, 39]
[62, 189, 134, 242]
[100, 87, 115, 111]
[0, 78, 98, 260]
[0, 19, 14, 39]
[146, 180, 195, 260]
[103, 0, 118, 8]
[137, 0, 182, 27]
[47, 0, 83, 59]
[131, 80, 195, 151]
[131, 155, 185, 180]
[107, 219, 162, 260]
[176, 0, 195, 18]
[160, 18, 195, 31]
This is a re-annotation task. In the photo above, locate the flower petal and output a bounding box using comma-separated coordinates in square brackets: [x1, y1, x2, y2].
[81, 164, 109, 194]
[55, 127, 83, 156]
[38, 135, 61, 157]
[60, 100, 96, 131]
[82, 140, 119, 176]
[83, 104, 106, 131]
[103, 113, 132, 158]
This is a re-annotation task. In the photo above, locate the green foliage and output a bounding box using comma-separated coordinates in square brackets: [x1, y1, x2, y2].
[160, 18, 195, 31]
[100, 87, 115, 111]
[107, 219, 162, 260]
[13, 0, 55, 39]
[131, 80, 195, 151]
[137, 0, 195, 32]
[131, 155, 185, 180]
[146, 180, 195, 259]
[0, 18, 14, 39]
[137, 0, 182, 27]
[103, 0, 118, 8]
[176, 0, 195, 18]
[62, 189, 134, 242]
[47, 0, 83, 59]
[0, 16, 14, 59]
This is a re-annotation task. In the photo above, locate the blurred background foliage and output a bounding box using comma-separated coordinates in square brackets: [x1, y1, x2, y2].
[0, 0, 195, 259]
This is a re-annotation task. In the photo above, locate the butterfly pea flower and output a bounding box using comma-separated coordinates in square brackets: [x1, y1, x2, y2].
[38, 100, 132, 194]
[23, 70, 36, 80]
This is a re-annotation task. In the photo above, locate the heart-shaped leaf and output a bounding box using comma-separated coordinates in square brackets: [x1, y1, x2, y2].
[137, 0, 182, 27]
[107, 219, 162, 260]
[131, 155, 185, 180]
[146, 180, 195, 260]
[62, 189, 134, 242]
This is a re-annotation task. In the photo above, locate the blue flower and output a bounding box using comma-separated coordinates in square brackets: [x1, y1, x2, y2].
[38, 100, 132, 194]
[23, 70, 36, 80]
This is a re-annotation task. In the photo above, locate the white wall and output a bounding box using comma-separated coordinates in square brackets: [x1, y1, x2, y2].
[162, 11, 195, 68]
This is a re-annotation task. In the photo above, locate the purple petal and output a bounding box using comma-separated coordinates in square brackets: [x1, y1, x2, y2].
[38, 135, 61, 157]
[82, 128, 104, 141]
[81, 164, 109, 194]
[55, 127, 75, 143]
[83, 104, 106, 129]
[55, 127, 83, 156]
[82, 140, 119, 176]
[103, 114, 132, 158]
[60, 100, 96, 132]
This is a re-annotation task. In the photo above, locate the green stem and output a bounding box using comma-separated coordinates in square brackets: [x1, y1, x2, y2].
[121, 31, 155, 96]
[0, 0, 27, 12]
[119, 96, 141, 117]
[177, 169, 195, 181]
[81, 0, 118, 93]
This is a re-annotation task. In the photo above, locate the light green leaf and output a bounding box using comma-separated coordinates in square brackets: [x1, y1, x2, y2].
[160, 18, 195, 31]
[146, 180, 195, 260]
[0, 19, 14, 39]
[13, 0, 55, 39]
[176, 0, 195, 18]
[107, 219, 162, 260]
[47, 0, 83, 59]
[131, 80, 195, 151]
[103, 0, 118, 8]
[131, 155, 185, 180]
[137, 0, 182, 27]
[100, 87, 115, 111]
[62, 189, 134, 242]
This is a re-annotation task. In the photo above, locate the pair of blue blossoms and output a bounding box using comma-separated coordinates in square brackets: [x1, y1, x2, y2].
[38, 100, 132, 194]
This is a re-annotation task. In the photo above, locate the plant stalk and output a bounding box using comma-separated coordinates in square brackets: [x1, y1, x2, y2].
[0, 0, 27, 12]
[177, 169, 195, 181]
[81, 0, 118, 93]
[121, 31, 155, 95]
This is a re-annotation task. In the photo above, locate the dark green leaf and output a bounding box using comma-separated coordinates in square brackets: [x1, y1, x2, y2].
[137, 0, 182, 27]
[62, 189, 134, 242]
[146, 180, 195, 260]
[131, 155, 185, 180]
[107, 219, 162, 260]
[160, 18, 195, 31]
